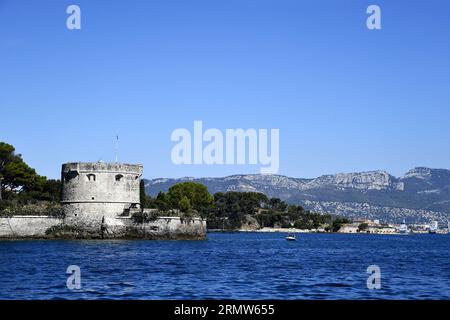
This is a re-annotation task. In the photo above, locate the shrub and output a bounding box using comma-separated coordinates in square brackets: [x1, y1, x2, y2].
[131, 211, 159, 224]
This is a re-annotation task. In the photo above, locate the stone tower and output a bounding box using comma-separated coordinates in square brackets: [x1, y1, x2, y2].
[61, 162, 143, 230]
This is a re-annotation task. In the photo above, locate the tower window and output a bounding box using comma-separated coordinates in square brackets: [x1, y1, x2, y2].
[86, 174, 96, 182]
[115, 174, 124, 182]
[65, 171, 78, 182]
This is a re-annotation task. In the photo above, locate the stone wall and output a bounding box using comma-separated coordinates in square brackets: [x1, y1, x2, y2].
[0, 216, 62, 238]
[0, 215, 207, 240]
[91, 216, 207, 240]
[62, 202, 130, 232]
[123, 216, 207, 240]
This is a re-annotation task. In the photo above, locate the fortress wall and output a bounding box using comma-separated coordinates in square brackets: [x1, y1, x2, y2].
[61, 162, 142, 204]
[104, 216, 207, 240]
[62, 202, 129, 231]
[0, 216, 62, 238]
[139, 217, 207, 239]
[0, 215, 207, 240]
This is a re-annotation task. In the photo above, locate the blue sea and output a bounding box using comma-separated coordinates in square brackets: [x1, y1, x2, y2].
[0, 233, 449, 300]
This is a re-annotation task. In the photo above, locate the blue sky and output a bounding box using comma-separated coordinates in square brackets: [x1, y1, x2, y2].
[1, 0, 449, 179]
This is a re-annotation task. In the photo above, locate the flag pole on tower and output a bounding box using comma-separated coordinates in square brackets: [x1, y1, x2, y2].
[115, 135, 119, 163]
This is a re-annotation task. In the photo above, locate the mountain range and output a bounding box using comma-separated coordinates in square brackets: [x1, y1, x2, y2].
[144, 167, 450, 224]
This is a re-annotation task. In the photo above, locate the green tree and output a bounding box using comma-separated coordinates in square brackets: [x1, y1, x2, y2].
[212, 192, 269, 229]
[167, 182, 214, 217]
[269, 198, 287, 212]
[155, 191, 170, 211]
[358, 223, 369, 232]
[139, 179, 155, 209]
[179, 195, 192, 213]
[40, 179, 62, 202]
[0, 142, 16, 200]
[0, 141, 61, 203]
[332, 217, 351, 232]
[0, 142, 44, 196]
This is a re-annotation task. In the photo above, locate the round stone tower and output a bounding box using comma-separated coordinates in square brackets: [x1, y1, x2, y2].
[61, 162, 143, 231]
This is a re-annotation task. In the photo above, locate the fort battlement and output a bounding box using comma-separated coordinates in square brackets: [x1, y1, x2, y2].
[61, 162, 143, 230]
[62, 162, 143, 175]
[61, 162, 143, 204]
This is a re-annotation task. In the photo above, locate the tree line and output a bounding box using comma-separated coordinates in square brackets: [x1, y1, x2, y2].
[0, 142, 61, 208]
[140, 181, 351, 231]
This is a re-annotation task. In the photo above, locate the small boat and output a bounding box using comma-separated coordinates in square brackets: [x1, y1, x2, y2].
[286, 234, 296, 241]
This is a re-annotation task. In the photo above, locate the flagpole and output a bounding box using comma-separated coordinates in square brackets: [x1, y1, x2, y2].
[115, 135, 119, 163]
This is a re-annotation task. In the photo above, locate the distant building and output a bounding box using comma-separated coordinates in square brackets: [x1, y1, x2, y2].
[367, 226, 396, 234]
[338, 224, 359, 233]
[339, 221, 397, 234]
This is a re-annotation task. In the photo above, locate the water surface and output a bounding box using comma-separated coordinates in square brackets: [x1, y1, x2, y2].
[0, 233, 449, 299]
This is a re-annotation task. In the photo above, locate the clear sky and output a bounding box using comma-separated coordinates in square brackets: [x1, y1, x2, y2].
[1, 0, 449, 180]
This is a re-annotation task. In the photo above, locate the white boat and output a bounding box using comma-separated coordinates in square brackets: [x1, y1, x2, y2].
[286, 234, 296, 241]
[399, 220, 409, 234]
[429, 221, 438, 234]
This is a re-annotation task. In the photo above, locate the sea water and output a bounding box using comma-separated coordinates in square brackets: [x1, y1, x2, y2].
[0, 233, 449, 299]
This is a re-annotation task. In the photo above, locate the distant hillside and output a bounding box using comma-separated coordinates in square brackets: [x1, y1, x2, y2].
[144, 167, 450, 224]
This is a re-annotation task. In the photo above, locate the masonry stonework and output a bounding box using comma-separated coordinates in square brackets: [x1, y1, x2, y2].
[0, 216, 62, 238]
[61, 162, 143, 231]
